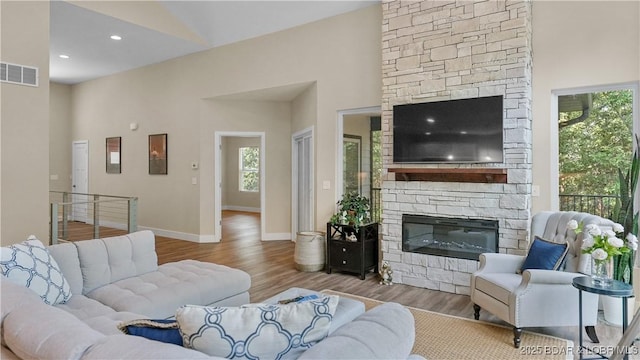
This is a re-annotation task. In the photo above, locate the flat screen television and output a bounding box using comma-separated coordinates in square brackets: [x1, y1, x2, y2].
[393, 95, 504, 163]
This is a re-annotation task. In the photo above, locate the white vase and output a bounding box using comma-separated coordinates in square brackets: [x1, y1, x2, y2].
[602, 295, 635, 326]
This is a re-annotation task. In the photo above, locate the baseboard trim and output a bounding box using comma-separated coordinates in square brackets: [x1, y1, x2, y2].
[138, 226, 219, 243]
[262, 232, 292, 241]
[222, 205, 260, 213]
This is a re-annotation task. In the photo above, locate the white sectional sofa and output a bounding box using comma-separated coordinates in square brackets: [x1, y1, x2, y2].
[1, 231, 420, 359]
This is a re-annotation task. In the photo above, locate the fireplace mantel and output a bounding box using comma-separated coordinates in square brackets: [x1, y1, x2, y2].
[388, 168, 508, 183]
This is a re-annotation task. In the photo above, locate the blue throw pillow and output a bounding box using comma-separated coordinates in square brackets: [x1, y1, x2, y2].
[520, 236, 569, 273]
[117, 319, 182, 345]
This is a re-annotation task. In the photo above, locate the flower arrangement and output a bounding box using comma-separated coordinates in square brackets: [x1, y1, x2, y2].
[329, 191, 371, 230]
[569, 220, 637, 260]
[568, 219, 637, 284]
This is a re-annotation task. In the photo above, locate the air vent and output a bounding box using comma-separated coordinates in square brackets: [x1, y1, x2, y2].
[0, 62, 38, 87]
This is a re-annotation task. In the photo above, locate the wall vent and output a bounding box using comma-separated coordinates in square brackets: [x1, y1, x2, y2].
[0, 62, 39, 87]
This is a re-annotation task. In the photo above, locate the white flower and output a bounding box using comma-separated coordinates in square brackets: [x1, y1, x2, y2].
[591, 248, 608, 260]
[587, 225, 602, 237]
[581, 237, 595, 249]
[604, 229, 617, 238]
[627, 233, 638, 250]
[607, 237, 624, 248]
[567, 220, 578, 230]
[613, 223, 625, 233]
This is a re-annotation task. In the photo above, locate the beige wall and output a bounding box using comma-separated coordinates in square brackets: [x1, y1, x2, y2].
[1, 1, 50, 246]
[65, 5, 382, 241]
[531, 1, 640, 213]
[50, 83, 72, 192]
[222, 136, 261, 211]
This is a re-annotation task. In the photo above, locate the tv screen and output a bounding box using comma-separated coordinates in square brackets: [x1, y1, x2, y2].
[393, 96, 503, 163]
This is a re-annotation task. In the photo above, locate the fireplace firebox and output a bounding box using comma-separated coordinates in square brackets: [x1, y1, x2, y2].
[402, 214, 498, 260]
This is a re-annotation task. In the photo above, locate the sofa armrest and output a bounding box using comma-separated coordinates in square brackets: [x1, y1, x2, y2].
[476, 253, 525, 274]
[298, 302, 415, 360]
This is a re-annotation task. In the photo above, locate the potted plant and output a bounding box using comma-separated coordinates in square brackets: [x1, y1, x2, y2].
[605, 134, 640, 325]
[612, 135, 640, 284]
[329, 191, 371, 230]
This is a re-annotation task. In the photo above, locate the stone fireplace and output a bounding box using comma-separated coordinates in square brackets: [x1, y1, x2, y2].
[381, 0, 533, 295]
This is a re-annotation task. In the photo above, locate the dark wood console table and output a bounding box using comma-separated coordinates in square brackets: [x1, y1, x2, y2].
[326, 222, 378, 280]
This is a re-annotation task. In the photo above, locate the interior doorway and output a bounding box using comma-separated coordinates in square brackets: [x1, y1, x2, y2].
[337, 106, 382, 222]
[292, 127, 314, 236]
[214, 132, 265, 241]
[71, 140, 89, 222]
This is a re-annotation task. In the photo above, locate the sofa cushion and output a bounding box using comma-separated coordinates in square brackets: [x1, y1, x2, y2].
[55, 294, 144, 335]
[86, 260, 251, 319]
[74, 231, 158, 294]
[80, 334, 217, 359]
[3, 294, 104, 360]
[48, 241, 84, 295]
[118, 319, 183, 345]
[0, 237, 72, 305]
[297, 302, 415, 360]
[176, 295, 339, 360]
[262, 287, 365, 335]
[1, 276, 44, 323]
[520, 236, 569, 273]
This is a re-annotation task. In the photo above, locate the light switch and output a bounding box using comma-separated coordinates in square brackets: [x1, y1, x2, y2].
[192, 177, 198, 185]
[322, 180, 331, 190]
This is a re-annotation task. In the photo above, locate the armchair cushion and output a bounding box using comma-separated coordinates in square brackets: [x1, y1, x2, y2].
[519, 236, 569, 273]
[474, 273, 522, 304]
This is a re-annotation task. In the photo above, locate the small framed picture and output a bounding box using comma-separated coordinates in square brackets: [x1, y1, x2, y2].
[149, 133, 167, 175]
[106, 137, 121, 174]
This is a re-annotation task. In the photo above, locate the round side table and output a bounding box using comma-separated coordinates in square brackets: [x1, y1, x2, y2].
[572, 276, 633, 360]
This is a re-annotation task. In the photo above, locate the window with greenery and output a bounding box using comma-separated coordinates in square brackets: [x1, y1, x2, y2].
[558, 90, 634, 216]
[239, 147, 259, 192]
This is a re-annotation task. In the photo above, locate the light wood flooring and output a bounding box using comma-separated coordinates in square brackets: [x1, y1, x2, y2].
[153, 211, 631, 354]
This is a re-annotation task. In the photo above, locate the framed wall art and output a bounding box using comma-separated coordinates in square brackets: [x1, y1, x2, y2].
[149, 133, 168, 175]
[106, 137, 121, 174]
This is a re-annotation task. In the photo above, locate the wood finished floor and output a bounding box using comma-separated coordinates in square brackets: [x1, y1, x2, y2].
[155, 211, 628, 354]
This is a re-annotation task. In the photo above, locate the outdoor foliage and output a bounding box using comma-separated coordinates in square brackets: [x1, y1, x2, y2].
[239, 147, 259, 192]
[559, 90, 633, 196]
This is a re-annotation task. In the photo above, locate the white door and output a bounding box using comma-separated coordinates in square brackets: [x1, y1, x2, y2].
[292, 128, 314, 235]
[72, 141, 89, 222]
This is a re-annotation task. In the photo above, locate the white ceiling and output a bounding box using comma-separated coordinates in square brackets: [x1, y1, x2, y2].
[50, 0, 379, 85]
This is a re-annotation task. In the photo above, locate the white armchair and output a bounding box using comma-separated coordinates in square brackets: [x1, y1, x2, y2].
[470, 211, 614, 348]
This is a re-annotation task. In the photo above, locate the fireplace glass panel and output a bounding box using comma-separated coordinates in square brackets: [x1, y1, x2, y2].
[402, 214, 498, 260]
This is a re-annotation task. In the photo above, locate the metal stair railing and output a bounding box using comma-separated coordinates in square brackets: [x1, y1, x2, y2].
[49, 191, 138, 244]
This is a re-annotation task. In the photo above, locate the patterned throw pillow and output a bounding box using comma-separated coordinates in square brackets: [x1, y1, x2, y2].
[176, 295, 339, 360]
[0, 236, 72, 305]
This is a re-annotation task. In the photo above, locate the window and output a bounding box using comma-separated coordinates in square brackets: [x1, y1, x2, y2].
[239, 147, 259, 192]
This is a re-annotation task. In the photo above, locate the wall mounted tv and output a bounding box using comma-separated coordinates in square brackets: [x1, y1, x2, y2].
[393, 95, 504, 163]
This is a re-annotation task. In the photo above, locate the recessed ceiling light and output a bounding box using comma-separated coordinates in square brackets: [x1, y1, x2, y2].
[426, 118, 435, 123]
[460, 131, 467, 135]
[110, 35, 122, 41]
[424, 132, 431, 135]
[59, 54, 70, 59]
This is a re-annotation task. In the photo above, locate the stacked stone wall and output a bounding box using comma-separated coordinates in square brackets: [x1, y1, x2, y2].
[381, 0, 532, 294]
